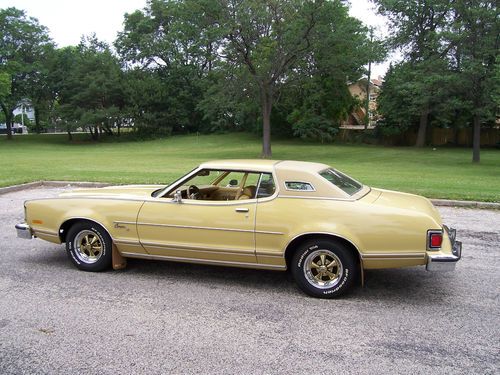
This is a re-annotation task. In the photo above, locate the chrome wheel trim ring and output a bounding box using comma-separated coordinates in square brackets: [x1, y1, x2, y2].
[73, 230, 103, 264]
[303, 249, 343, 289]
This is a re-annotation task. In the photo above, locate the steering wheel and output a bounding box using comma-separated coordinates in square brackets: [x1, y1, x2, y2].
[187, 185, 200, 199]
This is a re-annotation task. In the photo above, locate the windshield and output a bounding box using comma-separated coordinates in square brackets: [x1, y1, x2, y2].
[319, 168, 363, 196]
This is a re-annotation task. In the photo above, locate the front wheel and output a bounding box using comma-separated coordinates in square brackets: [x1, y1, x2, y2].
[66, 221, 112, 272]
[291, 239, 357, 298]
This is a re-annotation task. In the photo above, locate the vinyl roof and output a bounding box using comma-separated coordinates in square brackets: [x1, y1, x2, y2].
[199, 159, 330, 173]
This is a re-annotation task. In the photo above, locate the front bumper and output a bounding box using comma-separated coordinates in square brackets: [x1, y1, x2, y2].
[426, 226, 462, 271]
[15, 223, 32, 239]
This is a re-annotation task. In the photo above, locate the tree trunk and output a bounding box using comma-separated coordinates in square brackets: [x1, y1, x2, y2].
[34, 106, 41, 133]
[415, 106, 429, 147]
[67, 127, 73, 141]
[1, 104, 13, 140]
[6, 114, 13, 140]
[260, 85, 272, 158]
[472, 114, 480, 163]
[89, 126, 99, 141]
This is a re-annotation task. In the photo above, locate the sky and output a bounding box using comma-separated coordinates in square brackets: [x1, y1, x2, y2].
[1, 0, 391, 77]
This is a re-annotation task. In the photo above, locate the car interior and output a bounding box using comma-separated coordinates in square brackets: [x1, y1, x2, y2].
[166, 170, 276, 201]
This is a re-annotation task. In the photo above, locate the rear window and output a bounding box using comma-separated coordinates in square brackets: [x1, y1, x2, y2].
[319, 168, 362, 196]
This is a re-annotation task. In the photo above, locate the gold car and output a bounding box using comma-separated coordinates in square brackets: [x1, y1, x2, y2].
[15, 160, 461, 298]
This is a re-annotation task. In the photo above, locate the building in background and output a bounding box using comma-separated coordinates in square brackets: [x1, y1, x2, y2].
[342, 76, 384, 128]
[0, 99, 34, 134]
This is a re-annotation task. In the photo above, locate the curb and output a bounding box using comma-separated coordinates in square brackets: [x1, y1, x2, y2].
[0, 181, 498, 209]
[430, 199, 500, 210]
[0, 181, 111, 195]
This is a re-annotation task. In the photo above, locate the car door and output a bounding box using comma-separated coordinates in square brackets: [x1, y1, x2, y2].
[137, 195, 257, 264]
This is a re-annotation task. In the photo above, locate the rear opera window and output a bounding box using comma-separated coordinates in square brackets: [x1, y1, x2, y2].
[284, 181, 315, 191]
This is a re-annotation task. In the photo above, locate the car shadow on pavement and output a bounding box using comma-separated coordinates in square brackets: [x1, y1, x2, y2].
[19, 247, 458, 303]
[123, 258, 456, 303]
[125, 257, 296, 292]
[353, 268, 458, 304]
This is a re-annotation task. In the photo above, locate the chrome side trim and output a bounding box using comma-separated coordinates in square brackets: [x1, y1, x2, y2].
[140, 241, 256, 255]
[257, 230, 284, 235]
[32, 228, 59, 237]
[278, 196, 356, 202]
[120, 252, 287, 270]
[362, 253, 426, 260]
[114, 221, 136, 226]
[137, 222, 254, 233]
[255, 251, 284, 258]
[114, 239, 142, 247]
[118, 221, 284, 235]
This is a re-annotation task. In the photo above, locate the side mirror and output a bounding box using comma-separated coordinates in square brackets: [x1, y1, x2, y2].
[173, 190, 182, 203]
[229, 179, 238, 187]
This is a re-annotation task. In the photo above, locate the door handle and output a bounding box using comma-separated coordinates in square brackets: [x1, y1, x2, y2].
[235, 208, 249, 213]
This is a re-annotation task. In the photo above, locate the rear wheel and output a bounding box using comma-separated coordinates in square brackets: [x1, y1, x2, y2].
[291, 239, 357, 298]
[66, 221, 112, 271]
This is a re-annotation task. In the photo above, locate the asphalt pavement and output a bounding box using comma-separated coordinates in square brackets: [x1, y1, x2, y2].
[0, 187, 499, 374]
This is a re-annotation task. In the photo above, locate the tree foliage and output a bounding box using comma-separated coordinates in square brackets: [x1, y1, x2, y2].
[2, 2, 380, 153]
[375, 0, 499, 161]
[51, 36, 124, 140]
[116, 0, 377, 156]
[0, 7, 53, 139]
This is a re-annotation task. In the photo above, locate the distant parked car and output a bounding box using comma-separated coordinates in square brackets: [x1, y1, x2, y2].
[16, 160, 462, 298]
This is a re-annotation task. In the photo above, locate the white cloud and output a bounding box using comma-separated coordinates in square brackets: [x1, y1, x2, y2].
[0, 0, 146, 47]
[1, 0, 395, 76]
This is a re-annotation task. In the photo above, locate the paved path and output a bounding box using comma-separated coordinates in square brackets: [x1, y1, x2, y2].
[0, 187, 499, 374]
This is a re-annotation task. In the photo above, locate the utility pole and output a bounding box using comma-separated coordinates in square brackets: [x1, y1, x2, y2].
[364, 28, 373, 130]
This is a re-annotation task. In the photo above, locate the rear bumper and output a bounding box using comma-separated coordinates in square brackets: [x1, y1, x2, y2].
[15, 223, 32, 239]
[426, 226, 462, 271]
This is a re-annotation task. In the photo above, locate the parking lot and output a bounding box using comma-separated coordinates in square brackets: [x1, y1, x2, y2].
[1, 186, 499, 374]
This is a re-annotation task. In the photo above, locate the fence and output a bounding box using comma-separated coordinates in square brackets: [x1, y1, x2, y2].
[337, 127, 500, 146]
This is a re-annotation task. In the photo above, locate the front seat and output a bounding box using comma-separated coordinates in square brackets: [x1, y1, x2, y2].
[238, 185, 256, 200]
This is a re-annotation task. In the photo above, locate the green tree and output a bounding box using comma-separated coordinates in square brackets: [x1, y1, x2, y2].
[53, 36, 124, 140]
[212, 0, 348, 157]
[284, 4, 381, 141]
[116, 0, 209, 136]
[450, 1, 499, 162]
[117, 0, 375, 156]
[0, 72, 10, 100]
[375, 0, 454, 147]
[0, 7, 52, 139]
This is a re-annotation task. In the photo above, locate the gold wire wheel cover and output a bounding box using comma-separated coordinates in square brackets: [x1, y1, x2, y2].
[74, 230, 103, 264]
[303, 249, 343, 289]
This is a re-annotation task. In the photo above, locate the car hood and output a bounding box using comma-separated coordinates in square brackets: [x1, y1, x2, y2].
[362, 188, 442, 225]
[58, 185, 164, 199]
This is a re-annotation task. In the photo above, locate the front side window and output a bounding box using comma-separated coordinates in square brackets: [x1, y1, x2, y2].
[319, 168, 362, 196]
[256, 173, 276, 198]
[166, 169, 266, 201]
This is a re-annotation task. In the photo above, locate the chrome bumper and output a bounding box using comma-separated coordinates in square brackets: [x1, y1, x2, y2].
[15, 223, 32, 239]
[426, 226, 462, 272]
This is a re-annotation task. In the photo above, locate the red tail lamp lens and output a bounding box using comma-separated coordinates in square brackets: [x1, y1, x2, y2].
[430, 233, 443, 248]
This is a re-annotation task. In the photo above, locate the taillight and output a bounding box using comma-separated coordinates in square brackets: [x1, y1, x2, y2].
[427, 230, 443, 250]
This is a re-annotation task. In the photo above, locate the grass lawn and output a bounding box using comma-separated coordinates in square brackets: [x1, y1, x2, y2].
[1, 132, 499, 202]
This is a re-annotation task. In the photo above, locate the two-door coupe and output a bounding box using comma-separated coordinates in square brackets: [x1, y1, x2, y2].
[15, 160, 461, 298]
